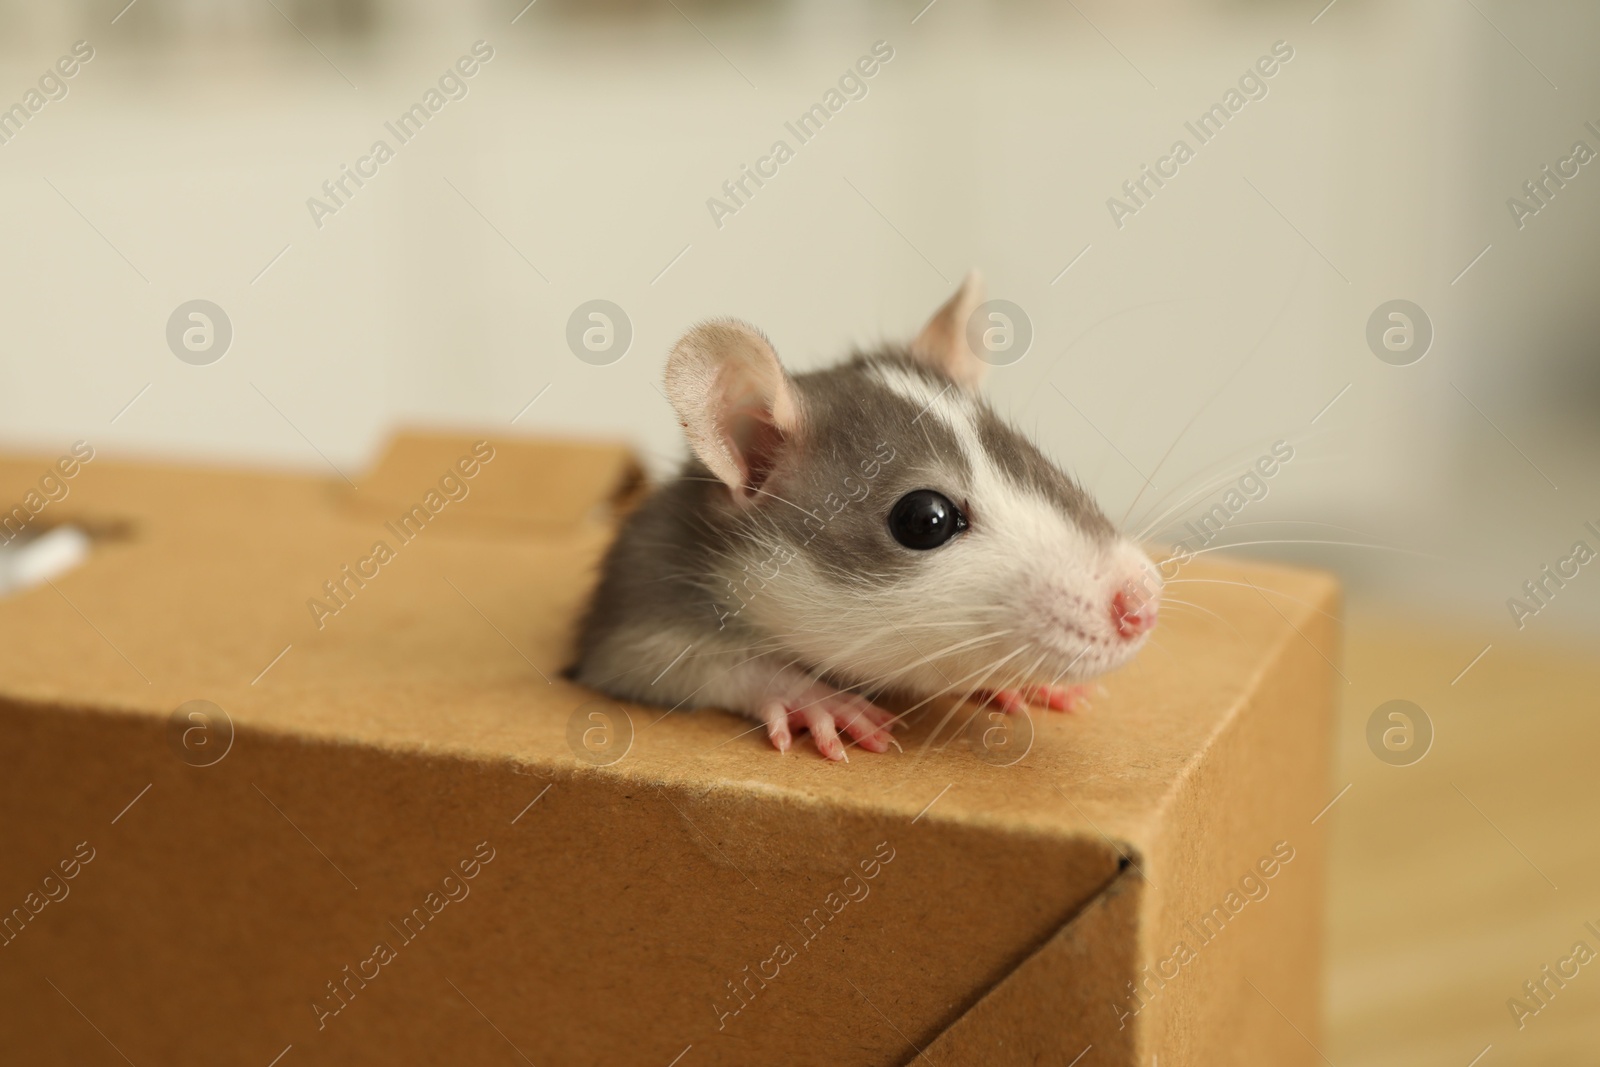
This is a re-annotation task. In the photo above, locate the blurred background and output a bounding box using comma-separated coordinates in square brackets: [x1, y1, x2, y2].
[0, 0, 1595, 1061]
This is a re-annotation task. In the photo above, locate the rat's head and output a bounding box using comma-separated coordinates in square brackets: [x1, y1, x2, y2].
[664, 272, 1161, 699]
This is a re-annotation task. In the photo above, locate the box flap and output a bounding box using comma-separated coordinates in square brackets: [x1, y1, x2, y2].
[344, 430, 645, 537]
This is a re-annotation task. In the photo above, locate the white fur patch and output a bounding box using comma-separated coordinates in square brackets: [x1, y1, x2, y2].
[729, 370, 1161, 704]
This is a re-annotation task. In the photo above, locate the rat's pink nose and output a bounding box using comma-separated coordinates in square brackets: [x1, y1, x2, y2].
[1111, 586, 1158, 640]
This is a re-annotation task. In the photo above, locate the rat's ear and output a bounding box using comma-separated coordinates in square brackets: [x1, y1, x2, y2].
[665, 319, 799, 504]
[909, 269, 987, 390]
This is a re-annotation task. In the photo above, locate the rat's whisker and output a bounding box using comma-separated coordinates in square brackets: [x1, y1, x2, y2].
[1172, 517, 1384, 539]
[1156, 598, 1247, 642]
[882, 646, 1027, 735]
[1120, 261, 1309, 528]
[823, 631, 1016, 713]
[1127, 426, 1337, 541]
[1130, 462, 1283, 543]
[1161, 577, 1342, 621]
[933, 647, 1050, 755]
[917, 647, 1030, 756]
[1164, 537, 1430, 564]
[1129, 444, 1318, 543]
[880, 627, 1017, 667]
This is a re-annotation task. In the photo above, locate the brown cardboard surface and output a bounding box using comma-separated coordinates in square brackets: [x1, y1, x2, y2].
[343, 430, 645, 536]
[0, 432, 1337, 1066]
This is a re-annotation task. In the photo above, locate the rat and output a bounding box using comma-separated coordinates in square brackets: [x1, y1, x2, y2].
[570, 271, 1161, 760]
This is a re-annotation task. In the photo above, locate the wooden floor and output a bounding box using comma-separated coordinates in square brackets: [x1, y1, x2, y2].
[1325, 605, 1600, 1064]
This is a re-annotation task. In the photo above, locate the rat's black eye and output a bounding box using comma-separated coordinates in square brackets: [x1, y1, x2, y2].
[888, 490, 967, 550]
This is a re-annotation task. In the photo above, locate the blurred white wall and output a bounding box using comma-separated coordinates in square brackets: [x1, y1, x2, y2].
[0, 0, 1595, 628]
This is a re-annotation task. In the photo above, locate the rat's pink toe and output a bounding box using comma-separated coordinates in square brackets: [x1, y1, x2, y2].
[802, 707, 848, 762]
[979, 689, 1031, 716]
[829, 698, 895, 753]
[759, 701, 792, 752]
[980, 685, 1091, 714]
[853, 701, 899, 729]
[839, 712, 891, 753]
[750, 684, 901, 760]
[1037, 684, 1092, 712]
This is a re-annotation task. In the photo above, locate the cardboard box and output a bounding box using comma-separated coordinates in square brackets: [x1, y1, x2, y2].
[0, 432, 1338, 1065]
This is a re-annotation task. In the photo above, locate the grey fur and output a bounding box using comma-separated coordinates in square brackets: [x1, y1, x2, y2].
[569, 346, 1114, 709]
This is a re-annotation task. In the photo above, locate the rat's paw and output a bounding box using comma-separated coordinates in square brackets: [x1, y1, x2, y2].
[754, 681, 899, 762]
[979, 684, 1093, 715]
